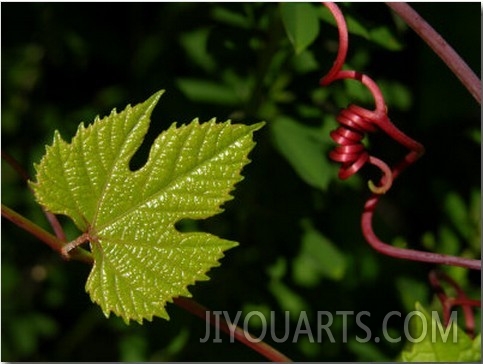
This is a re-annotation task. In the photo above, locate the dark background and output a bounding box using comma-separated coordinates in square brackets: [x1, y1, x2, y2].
[2, 3, 480, 361]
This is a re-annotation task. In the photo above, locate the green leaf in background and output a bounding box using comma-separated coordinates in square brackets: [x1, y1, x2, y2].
[319, 5, 403, 51]
[268, 279, 309, 318]
[31, 90, 264, 323]
[176, 78, 240, 106]
[266, 257, 309, 318]
[369, 26, 403, 51]
[179, 28, 216, 73]
[292, 219, 346, 286]
[280, 3, 320, 55]
[395, 277, 429, 313]
[271, 116, 334, 190]
[318, 5, 370, 40]
[400, 302, 481, 362]
[444, 192, 473, 242]
[211, 5, 252, 29]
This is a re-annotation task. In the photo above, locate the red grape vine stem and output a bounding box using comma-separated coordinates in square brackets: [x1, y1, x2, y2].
[321, 2, 481, 271]
[1, 150, 291, 362]
[386, 2, 481, 104]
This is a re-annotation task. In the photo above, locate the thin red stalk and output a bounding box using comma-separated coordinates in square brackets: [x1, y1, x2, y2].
[361, 118, 479, 270]
[1, 204, 93, 264]
[2, 150, 67, 241]
[362, 197, 481, 270]
[1, 150, 30, 181]
[324, 71, 387, 113]
[3, 201, 287, 358]
[448, 298, 481, 308]
[2, 201, 287, 360]
[174, 297, 292, 362]
[320, 2, 348, 86]
[386, 2, 481, 104]
[429, 270, 478, 337]
[2, 203, 63, 252]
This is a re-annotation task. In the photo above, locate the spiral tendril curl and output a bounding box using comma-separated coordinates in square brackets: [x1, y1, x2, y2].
[320, 3, 423, 194]
[320, 2, 481, 271]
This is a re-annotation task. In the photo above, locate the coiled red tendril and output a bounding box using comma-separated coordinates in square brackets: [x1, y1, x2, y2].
[328, 104, 376, 179]
[321, 2, 481, 271]
[320, 3, 418, 194]
[328, 103, 395, 193]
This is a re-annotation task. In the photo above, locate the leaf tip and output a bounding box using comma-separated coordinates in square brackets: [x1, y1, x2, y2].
[251, 120, 266, 132]
[148, 89, 165, 104]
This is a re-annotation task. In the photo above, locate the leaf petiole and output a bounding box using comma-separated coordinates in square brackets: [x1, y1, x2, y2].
[2, 150, 67, 241]
[174, 297, 292, 362]
[1, 203, 93, 264]
[61, 232, 92, 259]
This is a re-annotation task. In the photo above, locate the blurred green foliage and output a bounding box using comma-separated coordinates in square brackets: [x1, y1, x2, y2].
[400, 303, 481, 362]
[2, 3, 480, 361]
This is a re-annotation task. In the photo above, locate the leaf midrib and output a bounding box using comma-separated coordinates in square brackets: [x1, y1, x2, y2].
[95, 127, 250, 233]
[91, 107, 144, 230]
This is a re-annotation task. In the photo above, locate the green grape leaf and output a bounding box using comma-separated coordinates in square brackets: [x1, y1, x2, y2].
[400, 302, 481, 362]
[280, 3, 320, 55]
[31, 90, 264, 323]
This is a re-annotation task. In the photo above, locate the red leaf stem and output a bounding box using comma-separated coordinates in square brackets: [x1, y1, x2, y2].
[2, 150, 67, 242]
[361, 199, 481, 270]
[2, 152, 290, 360]
[173, 297, 292, 362]
[1, 203, 93, 264]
